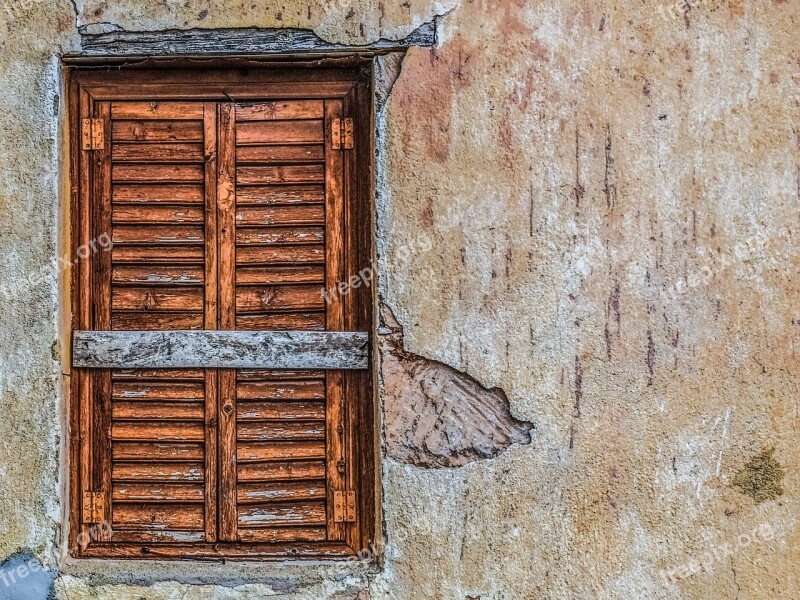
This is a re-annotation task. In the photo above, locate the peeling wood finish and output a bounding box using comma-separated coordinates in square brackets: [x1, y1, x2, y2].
[73, 330, 369, 369]
[380, 305, 533, 468]
[77, 22, 436, 57]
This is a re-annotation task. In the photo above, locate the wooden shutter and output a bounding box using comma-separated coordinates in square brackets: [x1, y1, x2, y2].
[69, 66, 375, 560]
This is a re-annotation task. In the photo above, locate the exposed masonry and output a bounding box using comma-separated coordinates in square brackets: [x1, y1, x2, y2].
[379, 305, 534, 468]
[76, 21, 437, 56]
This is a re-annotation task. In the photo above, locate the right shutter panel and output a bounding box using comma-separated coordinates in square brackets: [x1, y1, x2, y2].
[217, 100, 346, 544]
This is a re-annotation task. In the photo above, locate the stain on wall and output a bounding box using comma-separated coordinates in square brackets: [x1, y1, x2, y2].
[732, 447, 786, 504]
[0, 0, 797, 598]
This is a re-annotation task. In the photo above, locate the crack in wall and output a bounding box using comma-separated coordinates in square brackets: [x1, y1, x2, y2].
[379, 305, 534, 468]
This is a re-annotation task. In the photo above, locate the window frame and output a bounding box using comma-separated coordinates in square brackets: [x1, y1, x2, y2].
[66, 60, 378, 561]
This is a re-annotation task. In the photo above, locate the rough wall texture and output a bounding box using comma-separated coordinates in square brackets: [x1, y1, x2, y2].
[0, 0, 797, 598]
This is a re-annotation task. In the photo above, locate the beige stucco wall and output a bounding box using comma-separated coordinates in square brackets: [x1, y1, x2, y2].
[0, 0, 797, 598]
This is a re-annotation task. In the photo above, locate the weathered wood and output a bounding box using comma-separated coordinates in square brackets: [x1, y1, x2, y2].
[236, 121, 323, 145]
[235, 312, 325, 331]
[236, 184, 324, 205]
[238, 502, 326, 526]
[237, 441, 325, 462]
[73, 330, 368, 369]
[236, 145, 324, 164]
[237, 460, 325, 482]
[79, 22, 436, 56]
[235, 100, 324, 121]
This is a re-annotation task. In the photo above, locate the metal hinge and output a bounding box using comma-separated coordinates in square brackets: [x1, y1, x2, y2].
[331, 117, 354, 150]
[81, 118, 104, 150]
[82, 491, 105, 524]
[333, 490, 356, 522]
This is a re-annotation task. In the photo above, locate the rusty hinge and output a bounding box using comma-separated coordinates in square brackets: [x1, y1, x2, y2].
[333, 490, 356, 523]
[81, 118, 104, 150]
[82, 491, 105, 524]
[331, 117, 354, 150]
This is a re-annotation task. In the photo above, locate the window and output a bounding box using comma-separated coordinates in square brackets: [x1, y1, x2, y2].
[68, 64, 375, 560]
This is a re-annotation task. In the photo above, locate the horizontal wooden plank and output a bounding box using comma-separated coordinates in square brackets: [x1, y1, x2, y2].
[113, 183, 203, 203]
[237, 370, 325, 381]
[237, 460, 326, 482]
[112, 312, 204, 330]
[79, 541, 353, 559]
[74, 330, 369, 369]
[112, 245, 204, 263]
[112, 287, 204, 311]
[111, 530, 206, 543]
[237, 421, 325, 441]
[236, 120, 323, 145]
[112, 102, 204, 120]
[236, 205, 324, 226]
[237, 380, 325, 400]
[237, 401, 324, 421]
[78, 21, 435, 56]
[112, 120, 203, 142]
[113, 462, 204, 481]
[236, 226, 324, 246]
[236, 245, 324, 265]
[113, 205, 204, 224]
[237, 441, 325, 462]
[238, 501, 326, 527]
[112, 265, 204, 285]
[237, 481, 325, 503]
[113, 225, 204, 244]
[237, 184, 324, 205]
[113, 441, 204, 462]
[236, 312, 325, 331]
[113, 164, 204, 183]
[112, 421, 205, 441]
[113, 369, 205, 381]
[236, 145, 324, 164]
[112, 381, 204, 400]
[236, 285, 324, 313]
[236, 165, 324, 185]
[113, 401, 205, 420]
[113, 483, 204, 502]
[237, 527, 327, 543]
[113, 503, 204, 530]
[235, 100, 324, 121]
[236, 265, 325, 285]
[112, 142, 204, 163]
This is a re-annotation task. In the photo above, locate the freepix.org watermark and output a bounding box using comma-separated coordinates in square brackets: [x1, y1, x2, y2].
[0, 233, 112, 301]
[660, 522, 775, 584]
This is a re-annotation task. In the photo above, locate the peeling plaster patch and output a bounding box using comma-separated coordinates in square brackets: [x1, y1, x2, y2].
[731, 447, 785, 504]
[374, 52, 406, 110]
[380, 304, 533, 468]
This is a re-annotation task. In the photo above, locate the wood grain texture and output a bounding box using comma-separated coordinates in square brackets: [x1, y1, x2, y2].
[73, 330, 368, 369]
[78, 22, 435, 56]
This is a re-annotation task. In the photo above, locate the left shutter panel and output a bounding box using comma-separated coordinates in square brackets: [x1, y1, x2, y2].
[82, 101, 218, 547]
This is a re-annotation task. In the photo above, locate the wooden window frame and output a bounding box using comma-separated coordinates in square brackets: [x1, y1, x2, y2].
[66, 60, 377, 561]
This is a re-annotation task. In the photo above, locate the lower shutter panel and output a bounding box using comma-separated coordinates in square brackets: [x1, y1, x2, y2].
[236, 370, 328, 542]
[109, 369, 207, 543]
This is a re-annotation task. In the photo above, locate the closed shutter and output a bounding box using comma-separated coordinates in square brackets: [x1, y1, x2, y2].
[69, 66, 374, 560]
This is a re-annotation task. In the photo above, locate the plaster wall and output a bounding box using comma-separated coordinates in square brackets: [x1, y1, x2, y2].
[0, 0, 797, 598]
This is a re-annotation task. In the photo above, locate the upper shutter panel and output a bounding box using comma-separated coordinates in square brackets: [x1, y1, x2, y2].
[100, 101, 218, 544]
